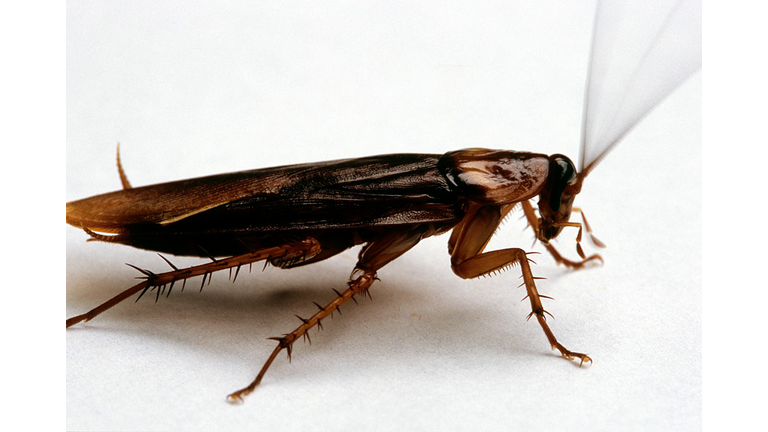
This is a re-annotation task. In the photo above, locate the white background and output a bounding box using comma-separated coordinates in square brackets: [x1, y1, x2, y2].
[65, 1, 701, 430]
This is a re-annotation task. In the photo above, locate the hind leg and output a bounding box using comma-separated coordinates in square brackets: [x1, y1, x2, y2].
[66, 238, 322, 328]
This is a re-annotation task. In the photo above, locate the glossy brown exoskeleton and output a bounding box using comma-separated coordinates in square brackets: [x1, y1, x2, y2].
[67, 147, 601, 402]
[66, 0, 701, 403]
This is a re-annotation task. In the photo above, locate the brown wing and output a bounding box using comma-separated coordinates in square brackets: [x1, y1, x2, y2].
[66, 153, 462, 235]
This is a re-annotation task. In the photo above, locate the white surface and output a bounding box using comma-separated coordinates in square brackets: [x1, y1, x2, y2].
[66, 1, 701, 430]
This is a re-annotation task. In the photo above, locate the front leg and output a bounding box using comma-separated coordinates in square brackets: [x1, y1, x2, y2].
[521, 200, 603, 269]
[450, 203, 591, 365]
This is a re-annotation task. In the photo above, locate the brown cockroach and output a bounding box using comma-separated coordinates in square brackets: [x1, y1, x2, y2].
[66, 0, 701, 403]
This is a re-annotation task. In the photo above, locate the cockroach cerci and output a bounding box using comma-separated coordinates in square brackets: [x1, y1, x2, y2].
[66, 0, 701, 404]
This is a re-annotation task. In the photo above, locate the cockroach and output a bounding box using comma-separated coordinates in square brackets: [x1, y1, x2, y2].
[66, 0, 701, 404]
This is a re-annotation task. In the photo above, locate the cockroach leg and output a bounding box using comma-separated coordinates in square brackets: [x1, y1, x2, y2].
[543, 242, 603, 270]
[520, 200, 603, 270]
[66, 238, 322, 328]
[226, 270, 377, 404]
[516, 252, 591, 365]
[452, 246, 591, 365]
[226, 227, 428, 403]
[572, 207, 605, 247]
[451, 203, 591, 366]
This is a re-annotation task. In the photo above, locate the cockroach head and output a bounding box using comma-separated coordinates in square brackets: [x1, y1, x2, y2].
[536, 154, 581, 244]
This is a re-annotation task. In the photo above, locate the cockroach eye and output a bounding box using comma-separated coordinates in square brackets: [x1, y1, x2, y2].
[548, 155, 576, 212]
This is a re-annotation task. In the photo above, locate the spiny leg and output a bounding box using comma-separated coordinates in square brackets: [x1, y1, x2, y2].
[520, 200, 603, 269]
[66, 238, 321, 328]
[226, 270, 377, 404]
[516, 250, 591, 364]
[450, 204, 590, 365]
[455, 247, 591, 365]
[227, 225, 431, 403]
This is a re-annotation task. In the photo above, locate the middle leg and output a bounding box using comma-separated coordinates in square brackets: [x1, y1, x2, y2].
[227, 225, 434, 403]
[226, 269, 377, 403]
[450, 203, 591, 365]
